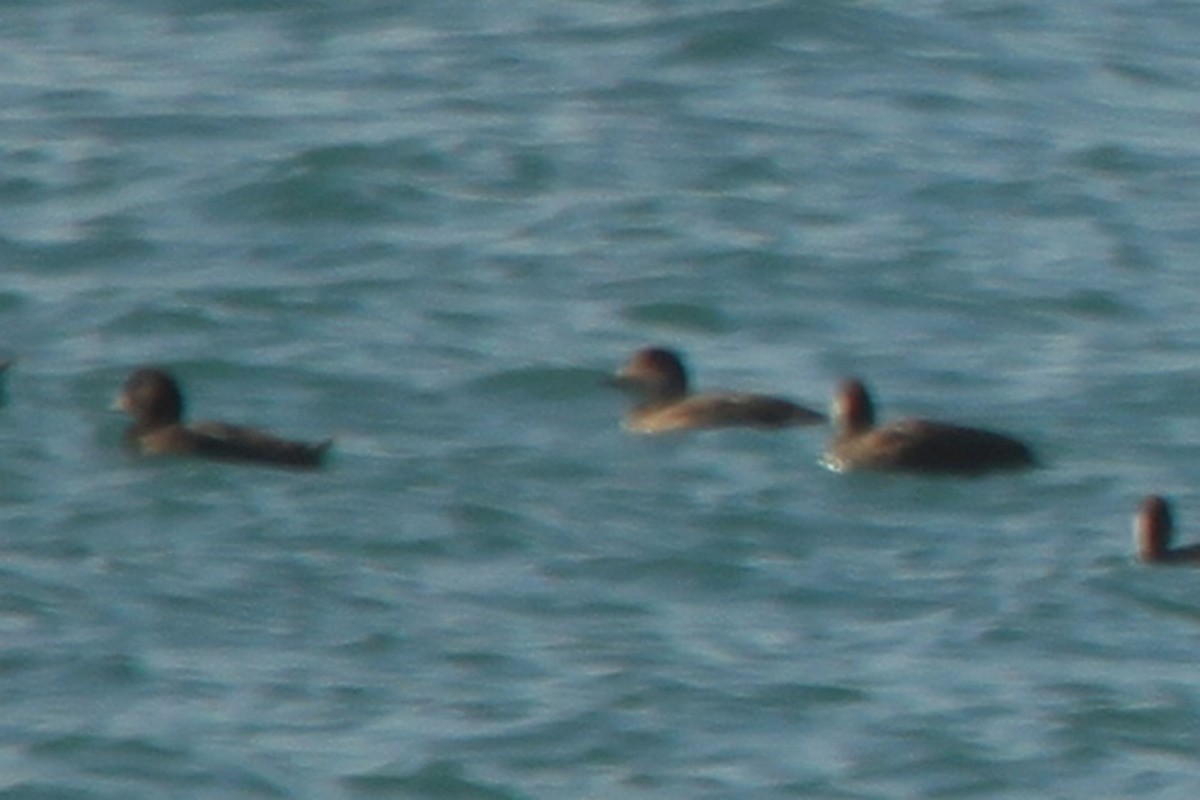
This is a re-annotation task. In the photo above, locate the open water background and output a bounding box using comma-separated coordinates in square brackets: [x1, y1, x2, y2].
[3, 1, 1200, 797]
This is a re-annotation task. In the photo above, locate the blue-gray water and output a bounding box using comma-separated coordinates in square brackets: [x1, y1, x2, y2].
[3, 1, 1200, 797]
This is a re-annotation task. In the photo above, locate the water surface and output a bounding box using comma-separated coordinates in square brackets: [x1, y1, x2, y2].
[3, 1, 1200, 798]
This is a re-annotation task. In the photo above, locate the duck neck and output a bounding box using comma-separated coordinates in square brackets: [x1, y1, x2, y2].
[639, 382, 687, 409]
[130, 407, 182, 436]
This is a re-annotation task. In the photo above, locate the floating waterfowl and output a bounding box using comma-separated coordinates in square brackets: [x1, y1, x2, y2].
[611, 347, 825, 433]
[823, 378, 1035, 475]
[116, 367, 331, 469]
[1134, 495, 1200, 564]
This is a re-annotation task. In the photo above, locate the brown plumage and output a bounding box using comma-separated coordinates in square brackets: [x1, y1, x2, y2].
[117, 367, 331, 469]
[823, 378, 1035, 476]
[1134, 495, 1200, 564]
[611, 347, 825, 434]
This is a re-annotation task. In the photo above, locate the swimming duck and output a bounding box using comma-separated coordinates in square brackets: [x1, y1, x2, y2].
[611, 347, 825, 433]
[1134, 495, 1200, 564]
[116, 367, 331, 469]
[823, 378, 1035, 475]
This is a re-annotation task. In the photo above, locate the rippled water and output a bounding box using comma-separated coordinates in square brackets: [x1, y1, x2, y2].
[4, 1, 1200, 798]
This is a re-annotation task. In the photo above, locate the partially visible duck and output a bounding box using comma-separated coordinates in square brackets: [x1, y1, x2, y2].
[116, 367, 331, 469]
[611, 347, 825, 433]
[823, 378, 1035, 475]
[1134, 495, 1200, 564]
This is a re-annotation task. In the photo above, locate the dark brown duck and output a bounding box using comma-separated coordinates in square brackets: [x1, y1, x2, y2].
[117, 367, 331, 469]
[823, 378, 1035, 476]
[1134, 495, 1200, 564]
[611, 347, 825, 433]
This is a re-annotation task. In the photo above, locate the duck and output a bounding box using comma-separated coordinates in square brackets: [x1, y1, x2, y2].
[1134, 495, 1200, 564]
[116, 367, 331, 469]
[610, 347, 825, 433]
[822, 378, 1035, 475]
